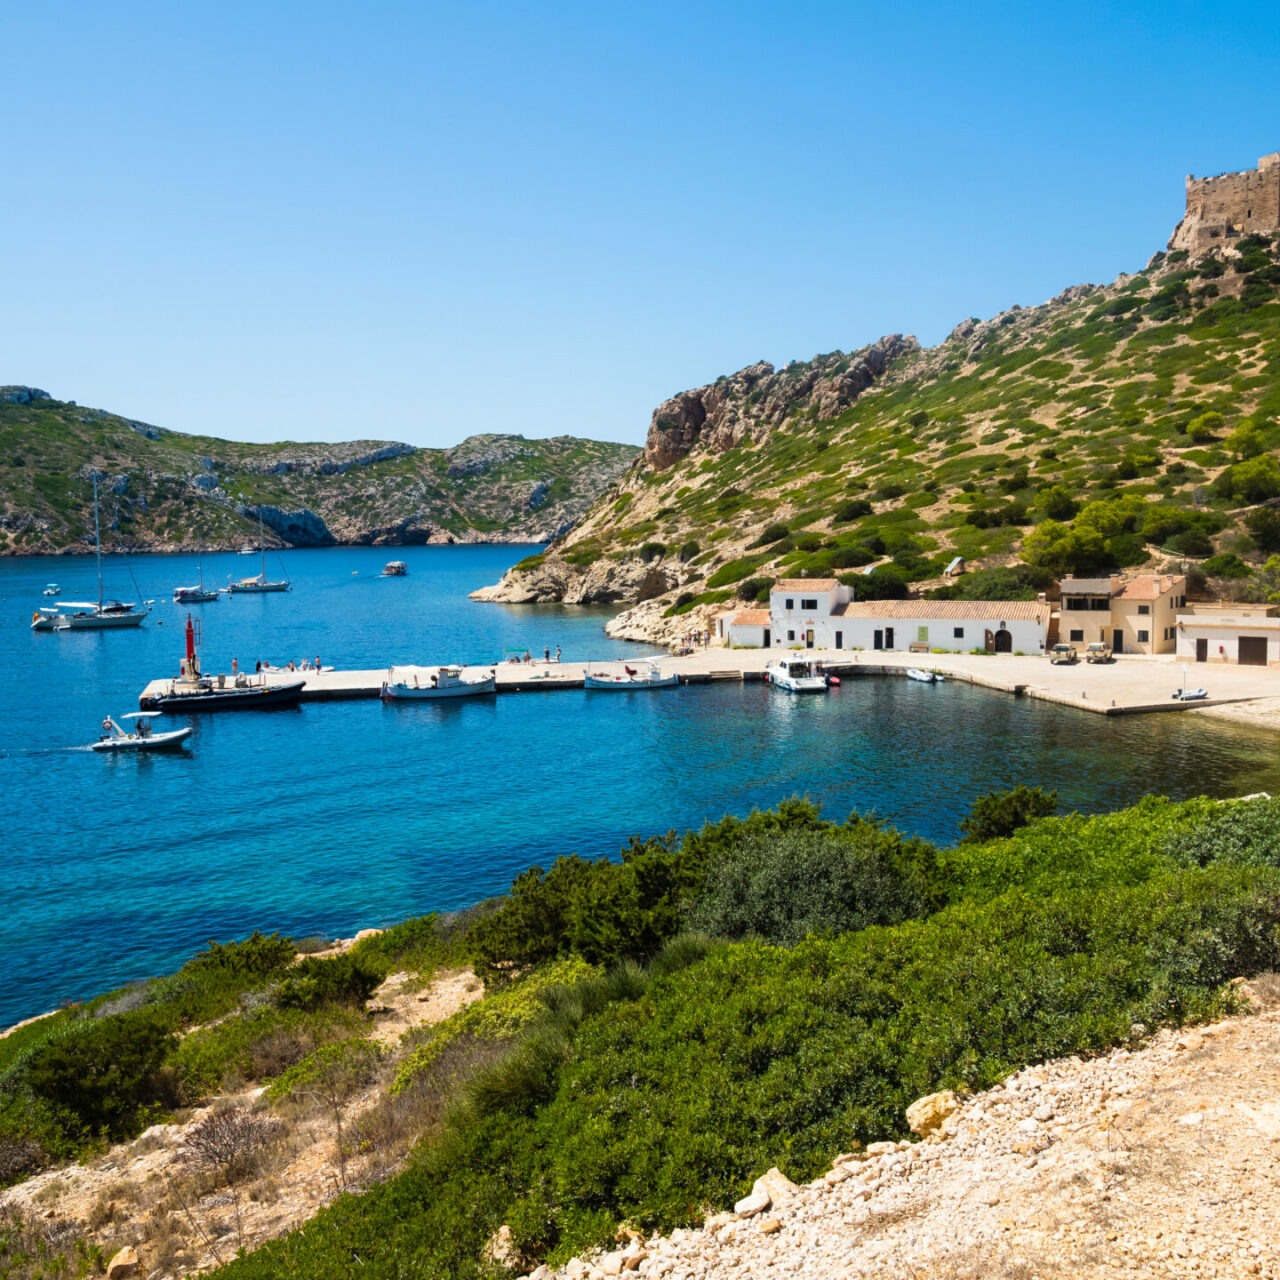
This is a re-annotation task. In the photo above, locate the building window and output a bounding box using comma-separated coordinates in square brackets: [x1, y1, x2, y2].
[1090, 598, 1109, 611]
[917, 626, 929, 643]
[787, 630, 795, 642]
[785, 598, 794, 610]
[1065, 598, 1086, 611]
[1069, 629, 1084, 642]
[1137, 629, 1149, 643]
[801, 598, 818, 610]
[953, 627, 964, 639]
[1137, 604, 1150, 615]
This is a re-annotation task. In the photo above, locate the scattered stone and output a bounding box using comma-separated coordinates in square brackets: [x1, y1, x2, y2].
[733, 1188, 770, 1218]
[105, 1246, 140, 1279]
[906, 1090, 960, 1136]
[864, 1141, 897, 1156]
[757, 1218, 782, 1235]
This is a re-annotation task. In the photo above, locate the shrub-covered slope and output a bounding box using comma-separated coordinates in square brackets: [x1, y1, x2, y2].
[8, 790, 1277, 1278]
[476, 233, 1280, 631]
[0, 389, 640, 554]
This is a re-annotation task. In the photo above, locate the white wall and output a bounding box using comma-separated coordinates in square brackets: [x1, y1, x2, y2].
[727, 621, 768, 647]
[830, 615, 1046, 654]
[1175, 621, 1280, 666]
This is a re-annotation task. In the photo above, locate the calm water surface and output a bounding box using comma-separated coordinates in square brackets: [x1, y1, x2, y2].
[4, 544, 1280, 1025]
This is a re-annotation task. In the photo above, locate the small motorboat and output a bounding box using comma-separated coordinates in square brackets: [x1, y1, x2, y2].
[381, 665, 497, 700]
[765, 659, 829, 693]
[584, 659, 678, 690]
[174, 584, 220, 603]
[907, 668, 941, 683]
[1172, 687, 1208, 702]
[381, 560, 408, 577]
[42, 583, 60, 596]
[238, 543, 257, 555]
[91, 713, 191, 752]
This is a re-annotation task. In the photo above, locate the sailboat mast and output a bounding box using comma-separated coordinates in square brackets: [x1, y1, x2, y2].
[93, 474, 103, 610]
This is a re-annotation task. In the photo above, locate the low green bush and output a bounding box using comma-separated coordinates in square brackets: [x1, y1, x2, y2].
[958, 785, 1058, 843]
[689, 824, 938, 945]
[275, 953, 381, 1012]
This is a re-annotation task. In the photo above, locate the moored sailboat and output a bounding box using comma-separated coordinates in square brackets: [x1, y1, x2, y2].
[30, 476, 148, 631]
[228, 516, 291, 593]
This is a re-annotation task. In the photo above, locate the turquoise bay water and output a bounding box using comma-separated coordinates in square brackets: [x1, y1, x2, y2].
[5, 544, 1280, 1025]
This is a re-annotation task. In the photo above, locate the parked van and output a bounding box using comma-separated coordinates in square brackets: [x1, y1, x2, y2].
[1085, 642, 1112, 663]
[1049, 643, 1078, 665]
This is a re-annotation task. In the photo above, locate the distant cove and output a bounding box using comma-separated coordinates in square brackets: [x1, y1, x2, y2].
[5, 543, 1280, 1025]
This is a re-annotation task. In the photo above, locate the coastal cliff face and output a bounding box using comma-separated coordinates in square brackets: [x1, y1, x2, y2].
[473, 226, 1280, 640]
[0, 392, 639, 554]
[643, 334, 919, 472]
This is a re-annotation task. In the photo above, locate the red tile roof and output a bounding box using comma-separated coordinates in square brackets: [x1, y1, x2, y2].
[773, 578, 839, 592]
[731, 609, 771, 626]
[1113, 574, 1184, 601]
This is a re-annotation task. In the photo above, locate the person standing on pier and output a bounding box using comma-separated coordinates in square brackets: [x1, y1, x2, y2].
[544, 645, 550, 663]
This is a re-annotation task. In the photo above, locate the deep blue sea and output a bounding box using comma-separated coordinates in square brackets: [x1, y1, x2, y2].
[5, 544, 1280, 1026]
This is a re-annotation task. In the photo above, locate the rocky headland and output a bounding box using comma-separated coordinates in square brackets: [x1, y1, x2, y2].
[0, 387, 640, 554]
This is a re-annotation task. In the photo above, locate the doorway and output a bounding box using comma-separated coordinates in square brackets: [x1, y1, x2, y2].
[1112, 631, 1123, 655]
[994, 628, 1012, 653]
[1195, 637, 1208, 663]
[805, 630, 814, 649]
[835, 630, 843, 649]
[873, 630, 883, 650]
[1239, 636, 1268, 666]
[885, 626, 895, 649]
[763, 628, 771, 648]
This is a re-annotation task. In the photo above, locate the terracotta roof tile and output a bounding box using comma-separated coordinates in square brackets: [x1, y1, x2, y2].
[773, 578, 839, 591]
[731, 609, 771, 625]
[1113, 574, 1184, 601]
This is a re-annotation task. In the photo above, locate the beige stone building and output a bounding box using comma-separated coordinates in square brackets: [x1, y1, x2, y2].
[1059, 574, 1187, 655]
[1170, 152, 1280, 252]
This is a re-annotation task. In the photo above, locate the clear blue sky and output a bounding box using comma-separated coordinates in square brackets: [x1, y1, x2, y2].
[4, 1, 1278, 448]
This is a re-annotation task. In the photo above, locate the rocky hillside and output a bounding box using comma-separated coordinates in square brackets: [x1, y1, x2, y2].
[0, 389, 639, 554]
[474, 222, 1280, 643]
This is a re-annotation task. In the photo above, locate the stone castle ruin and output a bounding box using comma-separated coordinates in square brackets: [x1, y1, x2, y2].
[1169, 151, 1280, 252]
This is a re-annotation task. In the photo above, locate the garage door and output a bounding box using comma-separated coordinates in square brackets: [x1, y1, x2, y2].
[1238, 636, 1268, 666]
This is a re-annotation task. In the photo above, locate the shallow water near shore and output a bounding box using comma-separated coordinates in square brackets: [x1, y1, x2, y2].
[5, 544, 1280, 1025]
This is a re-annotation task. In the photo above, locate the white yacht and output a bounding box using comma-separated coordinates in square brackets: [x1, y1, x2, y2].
[229, 518, 290, 593]
[765, 658, 829, 693]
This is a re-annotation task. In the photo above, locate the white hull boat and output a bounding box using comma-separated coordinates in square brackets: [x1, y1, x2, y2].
[381, 665, 496, 700]
[91, 713, 191, 752]
[907, 668, 942, 683]
[584, 659, 677, 690]
[766, 659, 829, 693]
[31, 477, 148, 631]
[228, 576, 290, 593]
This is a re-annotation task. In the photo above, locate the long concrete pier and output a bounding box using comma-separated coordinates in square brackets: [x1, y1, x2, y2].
[138, 649, 1280, 719]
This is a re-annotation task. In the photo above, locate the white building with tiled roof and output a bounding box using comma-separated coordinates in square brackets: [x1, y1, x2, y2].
[722, 577, 1052, 653]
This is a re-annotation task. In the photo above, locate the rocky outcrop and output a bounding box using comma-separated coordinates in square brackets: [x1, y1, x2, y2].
[470, 554, 680, 606]
[245, 504, 336, 547]
[643, 335, 919, 472]
[246, 441, 416, 477]
[0, 386, 51, 404]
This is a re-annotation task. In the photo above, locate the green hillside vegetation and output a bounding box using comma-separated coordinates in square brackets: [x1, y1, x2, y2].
[537, 235, 1280, 612]
[0, 394, 640, 553]
[5, 791, 1280, 1278]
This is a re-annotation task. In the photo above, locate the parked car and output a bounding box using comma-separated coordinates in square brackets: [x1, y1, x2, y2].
[1085, 642, 1112, 663]
[1049, 643, 1078, 665]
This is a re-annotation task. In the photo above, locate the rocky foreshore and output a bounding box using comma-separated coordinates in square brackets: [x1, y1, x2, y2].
[522, 977, 1280, 1280]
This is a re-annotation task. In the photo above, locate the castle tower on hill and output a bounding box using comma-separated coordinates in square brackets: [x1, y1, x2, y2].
[1169, 152, 1280, 252]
